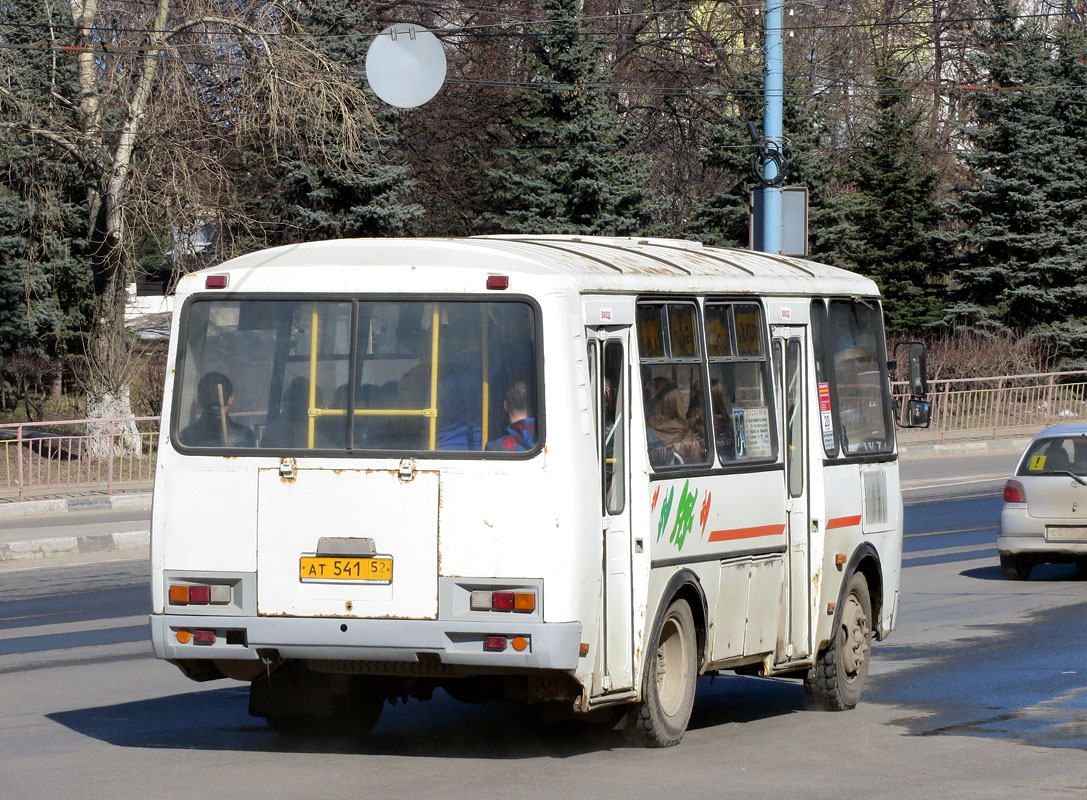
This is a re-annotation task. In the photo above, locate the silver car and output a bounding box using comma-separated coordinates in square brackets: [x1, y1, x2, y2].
[998, 424, 1087, 580]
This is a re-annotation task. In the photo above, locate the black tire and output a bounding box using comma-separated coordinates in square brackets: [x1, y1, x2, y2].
[1000, 554, 1033, 581]
[626, 598, 698, 747]
[805, 571, 872, 711]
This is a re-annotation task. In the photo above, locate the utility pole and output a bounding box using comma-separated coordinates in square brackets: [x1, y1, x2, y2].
[760, 0, 785, 254]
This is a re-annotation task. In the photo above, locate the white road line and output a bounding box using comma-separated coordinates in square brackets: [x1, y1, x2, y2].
[902, 475, 1007, 491]
[904, 544, 995, 560]
[0, 615, 148, 641]
[905, 525, 996, 538]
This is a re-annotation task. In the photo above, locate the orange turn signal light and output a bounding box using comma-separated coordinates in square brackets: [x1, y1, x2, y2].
[511, 636, 529, 652]
[176, 628, 192, 644]
[513, 593, 536, 612]
[169, 584, 190, 604]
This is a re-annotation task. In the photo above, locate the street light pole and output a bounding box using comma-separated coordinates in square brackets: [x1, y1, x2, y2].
[761, 0, 785, 254]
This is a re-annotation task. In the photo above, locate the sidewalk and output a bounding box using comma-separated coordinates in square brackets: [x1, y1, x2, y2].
[895, 427, 1033, 458]
[0, 487, 152, 565]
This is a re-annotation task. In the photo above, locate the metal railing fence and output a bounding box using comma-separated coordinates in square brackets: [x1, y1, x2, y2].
[892, 371, 1087, 443]
[2, 371, 1086, 500]
[1, 417, 160, 501]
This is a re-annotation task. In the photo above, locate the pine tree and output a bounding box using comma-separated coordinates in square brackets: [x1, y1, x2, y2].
[249, 1, 424, 243]
[0, 5, 92, 370]
[842, 65, 943, 334]
[946, 1, 1087, 364]
[683, 71, 763, 247]
[684, 70, 872, 260]
[476, 0, 655, 235]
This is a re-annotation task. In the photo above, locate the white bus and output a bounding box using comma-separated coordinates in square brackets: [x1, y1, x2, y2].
[149, 235, 929, 746]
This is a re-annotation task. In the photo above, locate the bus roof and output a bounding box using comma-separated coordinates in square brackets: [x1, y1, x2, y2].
[182, 235, 880, 297]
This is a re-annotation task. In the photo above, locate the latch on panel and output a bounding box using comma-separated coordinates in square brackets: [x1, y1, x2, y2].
[398, 458, 416, 482]
[278, 457, 296, 480]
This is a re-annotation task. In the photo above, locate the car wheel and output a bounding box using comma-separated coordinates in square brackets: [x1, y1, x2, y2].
[1000, 554, 1033, 580]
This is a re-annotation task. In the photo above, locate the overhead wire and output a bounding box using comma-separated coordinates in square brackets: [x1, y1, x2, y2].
[0, 6, 1077, 41]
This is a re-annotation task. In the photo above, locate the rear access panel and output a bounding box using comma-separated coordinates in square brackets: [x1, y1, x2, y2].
[256, 467, 439, 619]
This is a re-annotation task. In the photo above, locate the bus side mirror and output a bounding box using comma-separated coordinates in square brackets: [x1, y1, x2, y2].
[907, 342, 927, 398]
[903, 397, 931, 428]
[894, 341, 928, 398]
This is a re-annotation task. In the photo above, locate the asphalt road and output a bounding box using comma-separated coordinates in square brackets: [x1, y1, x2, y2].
[1, 490, 1085, 799]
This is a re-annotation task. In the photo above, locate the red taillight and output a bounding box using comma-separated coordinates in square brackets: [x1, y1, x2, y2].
[188, 584, 211, 604]
[491, 591, 515, 610]
[486, 275, 509, 290]
[483, 636, 507, 652]
[193, 629, 216, 645]
[1004, 480, 1026, 504]
[205, 274, 228, 289]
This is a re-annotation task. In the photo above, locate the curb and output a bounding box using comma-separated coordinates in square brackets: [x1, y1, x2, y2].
[898, 437, 1031, 459]
[0, 528, 149, 562]
[0, 492, 152, 520]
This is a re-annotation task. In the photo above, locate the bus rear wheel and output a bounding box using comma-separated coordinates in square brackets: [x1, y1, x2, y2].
[805, 571, 872, 711]
[626, 598, 697, 747]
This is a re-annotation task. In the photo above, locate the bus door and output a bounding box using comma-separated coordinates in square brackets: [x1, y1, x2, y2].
[772, 326, 811, 661]
[587, 328, 634, 692]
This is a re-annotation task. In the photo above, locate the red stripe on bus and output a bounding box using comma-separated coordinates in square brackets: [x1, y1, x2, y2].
[827, 514, 862, 529]
[707, 524, 786, 542]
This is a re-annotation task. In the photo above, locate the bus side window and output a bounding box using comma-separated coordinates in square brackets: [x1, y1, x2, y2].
[810, 300, 839, 457]
[826, 300, 893, 455]
[636, 302, 709, 469]
[705, 302, 776, 463]
[587, 340, 599, 456]
[603, 340, 625, 514]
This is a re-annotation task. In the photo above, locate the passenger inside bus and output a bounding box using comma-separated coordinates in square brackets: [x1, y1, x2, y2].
[645, 383, 704, 466]
[485, 378, 537, 451]
[261, 377, 323, 448]
[179, 371, 256, 448]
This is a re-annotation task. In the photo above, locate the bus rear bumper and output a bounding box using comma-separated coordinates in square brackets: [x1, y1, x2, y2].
[150, 614, 583, 671]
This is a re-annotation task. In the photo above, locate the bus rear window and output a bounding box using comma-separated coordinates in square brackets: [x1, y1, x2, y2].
[173, 298, 539, 455]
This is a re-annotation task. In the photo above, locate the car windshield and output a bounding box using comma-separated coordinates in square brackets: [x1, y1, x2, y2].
[1016, 436, 1087, 477]
[173, 298, 539, 454]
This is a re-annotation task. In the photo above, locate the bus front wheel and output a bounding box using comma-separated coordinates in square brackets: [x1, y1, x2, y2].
[804, 571, 872, 711]
[626, 598, 697, 747]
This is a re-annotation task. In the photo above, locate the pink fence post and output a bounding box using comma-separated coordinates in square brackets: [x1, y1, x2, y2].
[16, 422, 24, 502]
[1043, 374, 1055, 426]
[991, 378, 1005, 439]
[107, 419, 115, 495]
[940, 380, 951, 444]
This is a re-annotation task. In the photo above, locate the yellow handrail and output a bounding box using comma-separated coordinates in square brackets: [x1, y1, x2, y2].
[307, 303, 319, 449]
[302, 302, 444, 450]
[481, 306, 489, 450]
[428, 304, 440, 449]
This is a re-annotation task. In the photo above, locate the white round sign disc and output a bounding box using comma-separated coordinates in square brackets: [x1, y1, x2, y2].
[366, 25, 447, 109]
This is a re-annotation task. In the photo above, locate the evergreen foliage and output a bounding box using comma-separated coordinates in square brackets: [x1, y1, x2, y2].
[945, 1, 1087, 365]
[683, 73, 763, 247]
[834, 65, 943, 334]
[251, 1, 423, 244]
[476, 0, 654, 235]
[0, 5, 92, 364]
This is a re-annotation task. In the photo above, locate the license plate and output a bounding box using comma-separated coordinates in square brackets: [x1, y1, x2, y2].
[1046, 526, 1087, 542]
[299, 556, 393, 584]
